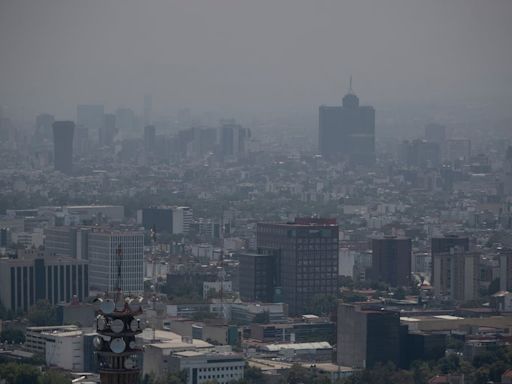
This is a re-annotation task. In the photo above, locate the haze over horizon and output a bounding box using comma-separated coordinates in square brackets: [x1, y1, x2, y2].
[1, 0, 511, 121]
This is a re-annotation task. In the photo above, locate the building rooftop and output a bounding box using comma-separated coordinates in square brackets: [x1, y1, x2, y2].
[303, 363, 354, 373]
[262, 342, 332, 352]
[41, 330, 83, 338]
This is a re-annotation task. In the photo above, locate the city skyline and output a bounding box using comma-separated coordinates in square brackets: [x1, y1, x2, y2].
[1, 1, 511, 120]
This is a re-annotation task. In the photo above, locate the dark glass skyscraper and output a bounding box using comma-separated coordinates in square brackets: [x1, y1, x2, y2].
[257, 218, 339, 315]
[337, 303, 401, 369]
[370, 236, 412, 287]
[52, 121, 75, 175]
[319, 81, 375, 165]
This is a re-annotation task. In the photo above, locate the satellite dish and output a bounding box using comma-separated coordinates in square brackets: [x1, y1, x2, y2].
[111, 319, 124, 333]
[97, 315, 107, 331]
[128, 298, 142, 313]
[130, 319, 140, 332]
[93, 336, 103, 350]
[100, 299, 115, 314]
[124, 358, 136, 369]
[110, 338, 126, 354]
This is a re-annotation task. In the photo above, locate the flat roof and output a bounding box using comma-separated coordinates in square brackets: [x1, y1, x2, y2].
[434, 315, 464, 320]
[400, 317, 421, 322]
[247, 358, 293, 371]
[41, 330, 83, 337]
[263, 342, 332, 352]
[147, 339, 213, 350]
[302, 363, 354, 373]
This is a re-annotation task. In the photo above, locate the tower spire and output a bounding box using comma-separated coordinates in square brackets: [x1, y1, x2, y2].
[349, 76, 353, 94]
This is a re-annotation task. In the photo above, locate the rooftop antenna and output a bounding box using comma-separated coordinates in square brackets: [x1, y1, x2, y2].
[349, 76, 353, 94]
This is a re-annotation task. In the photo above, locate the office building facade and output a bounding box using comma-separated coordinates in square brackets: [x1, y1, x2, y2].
[99, 113, 116, 147]
[370, 236, 412, 287]
[499, 248, 512, 292]
[257, 218, 339, 315]
[35, 113, 55, 142]
[431, 235, 469, 256]
[52, 121, 75, 175]
[432, 247, 479, 302]
[337, 303, 400, 369]
[44, 226, 90, 260]
[431, 235, 470, 295]
[238, 252, 280, 303]
[138, 206, 192, 234]
[77, 104, 104, 144]
[88, 230, 144, 294]
[219, 121, 249, 161]
[144, 125, 156, 153]
[0, 253, 89, 312]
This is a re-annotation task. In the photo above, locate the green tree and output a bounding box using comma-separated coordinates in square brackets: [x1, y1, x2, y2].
[239, 366, 266, 384]
[284, 364, 330, 384]
[436, 354, 461, 374]
[38, 370, 72, 384]
[0, 362, 40, 384]
[339, 363, 414, 384]
[0, 328, 25, 344]
[27, 300, 57, 326]
[305, 294, 338, 316]
[393, 287, 406, 300]
[410, 361, 433, 384]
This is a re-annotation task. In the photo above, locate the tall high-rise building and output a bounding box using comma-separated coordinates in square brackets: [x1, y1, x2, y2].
[238, 252, 281, 303]
[432, 246, 479, 302]
[337, 303, 401, 368]
[431, 235, 469, 256]
[88, 230, 144, 294]
[370, 236, 412, 287]
[73, 125, 89, 157]
[144, 94, 152, 127]
[257, 218, 339, 315]
[44, 226, 90, 260]
[77, 105, 104, 143]
[400, 139, 441, 169]
[115, 107, 137, 134]
[52, 121, 75, 175]
[319, 80, 375, 165]
[35, 113, 55, 142]
[431, 235, 471, 301]
[0, 251, 89, 312]
[219, 120, 249, 161]
[499, 248, 512, 292]
[99, 114, 116, 148]
[144, 125, 156, 153]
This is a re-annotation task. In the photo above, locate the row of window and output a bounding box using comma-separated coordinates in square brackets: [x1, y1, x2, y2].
[198, 366, 242, 372]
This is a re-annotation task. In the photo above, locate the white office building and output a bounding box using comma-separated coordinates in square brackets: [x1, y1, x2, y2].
[25, 325, 79, 354]
[171, 351, 245, 384]
[88, 230, 144, 294]
[172, 206, 193, 234]
[44, 330, 84, 371]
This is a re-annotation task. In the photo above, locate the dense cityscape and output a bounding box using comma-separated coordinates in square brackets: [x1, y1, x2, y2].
[1, 1, 512, 384]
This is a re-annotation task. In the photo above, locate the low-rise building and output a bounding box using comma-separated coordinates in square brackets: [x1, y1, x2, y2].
[169, 350, 245, 384]
[44, 329, 84, 371]
[25, 325, 79, 354]
[0, 251, 89, 313]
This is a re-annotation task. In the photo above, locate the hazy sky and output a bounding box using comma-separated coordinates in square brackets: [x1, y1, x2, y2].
[1, 0, 511, 120]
